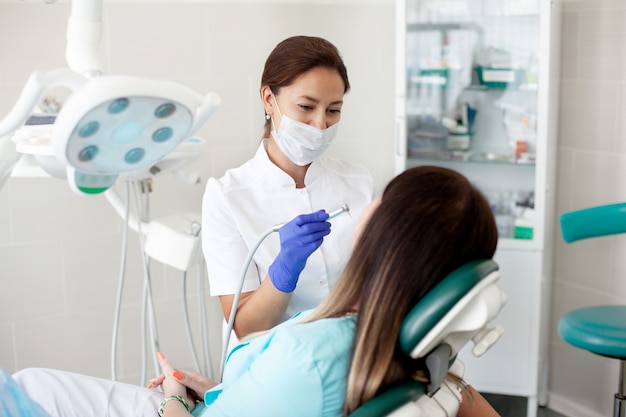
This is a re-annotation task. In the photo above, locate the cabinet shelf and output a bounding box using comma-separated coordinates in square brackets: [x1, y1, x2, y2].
[464, 83, 538, 92]
[406, 22, 483, 33]
[498, 237, 541, 251]
[406, 153, 536, 167]
[408, 78, 539, 92]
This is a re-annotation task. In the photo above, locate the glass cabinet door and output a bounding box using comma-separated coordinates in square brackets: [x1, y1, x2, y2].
[397, 2, 559, 411]
[403, 0, 542, 242]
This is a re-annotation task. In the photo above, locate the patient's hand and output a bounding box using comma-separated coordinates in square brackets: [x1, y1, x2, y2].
[169, 369, 218, 401]
[147, 373, 167, 390]
[157, 352, 196, 411]
[149, 356, 218, 403]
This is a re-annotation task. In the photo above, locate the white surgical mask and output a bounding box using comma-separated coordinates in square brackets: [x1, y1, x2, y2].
[270, 95, 339, 166]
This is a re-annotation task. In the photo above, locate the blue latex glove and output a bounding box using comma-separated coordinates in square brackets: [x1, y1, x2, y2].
[268, 210, 331, 293]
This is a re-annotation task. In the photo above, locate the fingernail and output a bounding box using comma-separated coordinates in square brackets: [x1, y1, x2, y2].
[173, 371, 183, 381]
[157, 352, 165, 360]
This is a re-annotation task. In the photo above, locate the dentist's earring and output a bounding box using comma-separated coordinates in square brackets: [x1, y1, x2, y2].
[265, 113, 271, 120]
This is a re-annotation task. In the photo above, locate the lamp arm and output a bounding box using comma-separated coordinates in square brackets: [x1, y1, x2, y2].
[0, 69, 86, 140]
[189, 92, 222, 135]
[66, 0, 104, 76]
[0, 138, 20, 192]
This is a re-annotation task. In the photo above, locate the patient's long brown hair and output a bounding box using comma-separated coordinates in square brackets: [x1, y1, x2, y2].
[305, 165, 498, 415]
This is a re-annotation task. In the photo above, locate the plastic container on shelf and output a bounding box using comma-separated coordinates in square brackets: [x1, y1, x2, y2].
[411, 68, 449, 87]
[447, 131, 471, 150]
[514, 208, 535, 240]
[445, 122, 472, 151]
[407, 115, 450, 159]
[486, 188, 514, 238]
[501, 104, 537, 162]
[475, 66, 525, 89]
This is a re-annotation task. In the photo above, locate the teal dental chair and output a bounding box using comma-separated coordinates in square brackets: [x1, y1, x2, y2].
[559, 203, 626, 417]
[349, 259, 507, 417]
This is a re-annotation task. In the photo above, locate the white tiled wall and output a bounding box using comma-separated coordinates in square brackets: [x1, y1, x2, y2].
[550, 1, 626, 417]
[0, 0, 395, 384]
[2, 0, 626, 415]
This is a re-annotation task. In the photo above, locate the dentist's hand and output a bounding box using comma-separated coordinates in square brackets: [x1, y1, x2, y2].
[268, 210, 331, 292]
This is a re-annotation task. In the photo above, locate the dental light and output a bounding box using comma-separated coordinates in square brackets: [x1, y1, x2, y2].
[0, 0, 220, 383]
[0, 0, 220, 195]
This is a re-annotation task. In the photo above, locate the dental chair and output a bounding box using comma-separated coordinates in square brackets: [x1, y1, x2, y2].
[0, 259, 505, 417]
[349, 259, 507, 417]
[559, 203, 626, 417]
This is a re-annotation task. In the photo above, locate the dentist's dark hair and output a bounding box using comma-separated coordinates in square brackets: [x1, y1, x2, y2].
[305, 165, 498, 415]
[260, 36, 350, 138]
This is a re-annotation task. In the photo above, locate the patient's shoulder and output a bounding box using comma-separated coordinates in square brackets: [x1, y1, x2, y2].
[275, 315, 355, 362]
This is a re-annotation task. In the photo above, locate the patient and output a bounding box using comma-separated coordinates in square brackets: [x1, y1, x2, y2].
[12, 165, 500, 417]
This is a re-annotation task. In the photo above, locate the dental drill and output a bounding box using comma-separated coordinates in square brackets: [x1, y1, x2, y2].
[271, 204, 350, 231]
[220, 204, 350, 379]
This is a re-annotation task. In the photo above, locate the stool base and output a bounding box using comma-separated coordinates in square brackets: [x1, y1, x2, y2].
[615, 394, 626, 417]
[615, 360, 626, 417]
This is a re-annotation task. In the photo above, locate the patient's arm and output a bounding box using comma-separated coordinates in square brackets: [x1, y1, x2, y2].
[149, 368, 217, 401]
[459, 385, 500, 417]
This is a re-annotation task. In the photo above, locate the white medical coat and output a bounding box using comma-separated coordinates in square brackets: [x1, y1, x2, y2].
[202, 140, 375, 320]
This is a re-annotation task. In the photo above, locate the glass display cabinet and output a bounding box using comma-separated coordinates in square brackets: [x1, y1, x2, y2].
[394, 1, 561, 416]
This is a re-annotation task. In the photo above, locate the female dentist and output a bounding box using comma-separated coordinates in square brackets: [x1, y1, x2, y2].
[202, 36, 376, 339]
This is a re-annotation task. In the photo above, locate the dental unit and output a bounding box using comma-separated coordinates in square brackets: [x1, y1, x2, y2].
[0, 0, 220, 384]
[220, 204, 351, 378]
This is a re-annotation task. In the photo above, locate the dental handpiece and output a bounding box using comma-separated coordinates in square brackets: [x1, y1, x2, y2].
[272, 204, 350, 231]
[221, 202, 351, 376]
[329, 204, 350, 220]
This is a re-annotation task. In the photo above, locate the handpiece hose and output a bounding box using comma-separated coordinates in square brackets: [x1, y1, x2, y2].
[220, 204, 350, 378]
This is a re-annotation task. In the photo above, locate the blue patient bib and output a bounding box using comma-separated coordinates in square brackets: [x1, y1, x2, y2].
[0, 369, 52, 417]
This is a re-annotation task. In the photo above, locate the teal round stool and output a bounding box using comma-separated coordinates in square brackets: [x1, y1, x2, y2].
[558, 306, 626, 416]
[560, 203, 626, 417]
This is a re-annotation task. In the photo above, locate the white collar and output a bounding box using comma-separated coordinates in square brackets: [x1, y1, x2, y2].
[254, 139, 324, 189]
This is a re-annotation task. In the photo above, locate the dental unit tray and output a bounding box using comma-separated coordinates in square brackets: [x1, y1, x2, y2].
[11, 114, 209, 187]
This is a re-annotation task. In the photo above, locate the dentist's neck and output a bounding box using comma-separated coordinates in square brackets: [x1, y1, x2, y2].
[266, 138, 310, 188]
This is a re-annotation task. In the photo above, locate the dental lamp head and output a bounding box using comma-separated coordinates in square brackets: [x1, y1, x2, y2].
[55, 76, 220, 194]
[1, 73, 220, 195]
[0, 0, 221, 196]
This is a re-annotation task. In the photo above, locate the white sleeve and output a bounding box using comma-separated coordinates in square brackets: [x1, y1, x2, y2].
[201, 178, 261, 296]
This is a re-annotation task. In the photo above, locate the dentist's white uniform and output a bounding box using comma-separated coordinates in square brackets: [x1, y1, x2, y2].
[202, 139, 375, 319]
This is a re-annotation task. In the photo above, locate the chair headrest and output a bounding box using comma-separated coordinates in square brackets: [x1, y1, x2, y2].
[399, 259, 506, 359]
[347, 259, 506, 416]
